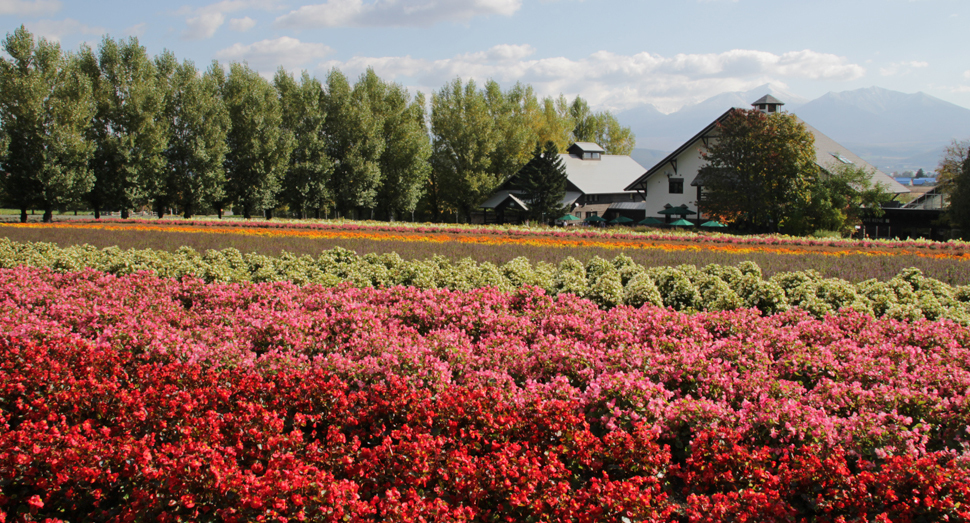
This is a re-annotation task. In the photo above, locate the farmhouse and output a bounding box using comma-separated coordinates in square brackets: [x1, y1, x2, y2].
[624, 95, 910, 224]
[479, 142, 647, 224]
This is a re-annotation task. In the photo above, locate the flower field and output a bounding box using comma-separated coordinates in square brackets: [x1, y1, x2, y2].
[2, 220, 970, 522]
[3, 264, 970, 521]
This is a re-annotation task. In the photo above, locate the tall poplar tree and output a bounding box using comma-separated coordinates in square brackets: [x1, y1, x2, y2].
[157, 55, 229, 219]
[275, 68, 332, 219]
[322, 69, 384, 219]
[0, 26, 95, 223]
[429, 78, 496, 222]
[485, 81, 536, 185]
[81, 36, 167, 219]
[222, 62, 292, 219]
[356, 69, 431, 221]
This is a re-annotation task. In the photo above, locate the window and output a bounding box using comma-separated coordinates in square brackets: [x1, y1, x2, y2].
[587, 211, 597, 218]
[831, 152, 853, 165]
[669, 179, 684, 194]
[582, 152, 601, 160]
[586, 194, 599, 203]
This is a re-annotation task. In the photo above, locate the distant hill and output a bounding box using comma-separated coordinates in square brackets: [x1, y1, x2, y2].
[618, 85, 970, 172]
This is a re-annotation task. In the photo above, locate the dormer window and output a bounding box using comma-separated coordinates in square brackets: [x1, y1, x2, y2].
[751, 95, 784, 114]
[568, 142, 605, 160]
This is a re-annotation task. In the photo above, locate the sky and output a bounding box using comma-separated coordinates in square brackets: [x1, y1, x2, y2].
[2, 0, 969, 114]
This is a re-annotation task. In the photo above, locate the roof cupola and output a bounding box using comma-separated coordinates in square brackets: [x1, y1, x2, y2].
[751, 95, 784, 114]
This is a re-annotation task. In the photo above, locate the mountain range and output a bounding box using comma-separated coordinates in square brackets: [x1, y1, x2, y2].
[620, 85, 970, 173]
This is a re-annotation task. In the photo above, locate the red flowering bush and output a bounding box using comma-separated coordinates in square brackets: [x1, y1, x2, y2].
[3, 267, 970, 521]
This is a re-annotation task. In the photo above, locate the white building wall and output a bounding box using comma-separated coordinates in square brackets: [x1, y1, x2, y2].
[639, 142, 710, 220]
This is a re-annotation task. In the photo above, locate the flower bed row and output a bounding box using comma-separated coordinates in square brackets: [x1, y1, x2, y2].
[16, 216, 969, 254]
[5, 333, 970, 522]
[3, 266, 970, 459]
[3, 239, 969, 323]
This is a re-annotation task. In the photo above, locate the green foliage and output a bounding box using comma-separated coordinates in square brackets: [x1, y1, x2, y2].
[938, 139, 970, 233]
[275, 68, 332, 219]
[363, 69, 431, 220]
[698, 109, 816, 232]
[81, 36, 167, 219]
[429, 78, 498, 222]
[222, 63, 292, 219]
[324, 69, 385, 218]
[790, 163, 893, 236]
[158, 56, 229, 218]
[516, 141, 569, 222]
[0, 26, 95, 222]
[569, 96, 635, 155]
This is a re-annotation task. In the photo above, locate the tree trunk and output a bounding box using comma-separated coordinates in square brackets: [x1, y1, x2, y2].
[265, 208, 273, 220]
[20, 208, 27, 223]
[314, 208, 320, 220]
[217, 207, 223, 219]
[183, 202, 192, 219]
[242, 204, 251, 220]
[157, 203, 165, 219]
[42, 206, 52, 223]
[121, 208, 129, 219]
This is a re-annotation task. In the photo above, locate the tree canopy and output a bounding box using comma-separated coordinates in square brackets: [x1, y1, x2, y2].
[938, 139, 970, 233]
[697, 109, 817, 232]
[516, 141, 569, 223]
[0, 26, 95, 222]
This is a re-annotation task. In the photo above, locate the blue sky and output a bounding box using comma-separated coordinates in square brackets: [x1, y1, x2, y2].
[3, 0, 969, 113]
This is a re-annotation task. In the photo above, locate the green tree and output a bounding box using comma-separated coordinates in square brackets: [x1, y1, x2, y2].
[275, 68, 332, 219]
[517, 141, 569, 223]
[322, 68, 384, 219]
[790, 163, 893, 235]
[697, 108, 816, 232]
[485, 80, 537, 185]
[157, 56, 229, 219]
[569, 95, 635, 154]
[356, 69, 431, 221]
[80, 36, 167, 219]
[938, 139, 970, 232]
[222, 62, 292, 219]
[0, 26, 95, 223]
[534, 95, 574, 153]
[429, 78, 497, 222]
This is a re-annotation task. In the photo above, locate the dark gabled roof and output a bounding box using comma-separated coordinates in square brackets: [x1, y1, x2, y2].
[752, 94, 784, 106]
[624, 108, 736, 191]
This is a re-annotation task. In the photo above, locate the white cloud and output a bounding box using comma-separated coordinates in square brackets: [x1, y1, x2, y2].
[184, 12, 226, 39]
[215, 36, 332, 73]
[27, 19, 105, 42]
[0, 0, 61, 16]
[124, 23, 147, 38]
[180, 0, 283, 40]
[963, 70, 970, 79]
[318, 47, 865, 112]
[229, 16, 257, 31]
[879, 60, 929, 76]
[275, 0, 522, 29]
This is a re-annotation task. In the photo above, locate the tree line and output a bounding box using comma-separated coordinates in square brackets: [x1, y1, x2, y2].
[0, 26, 635, 223]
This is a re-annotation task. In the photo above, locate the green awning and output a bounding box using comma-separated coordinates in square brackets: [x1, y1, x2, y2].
[609, 216, 634, 224]
[701, 220, 727, 228]
[638, 217, 664, 225]
[669, 218, 694, 226]
[585, 215, 606, 223]
[657, 205, 697, 215]
[558, 214, 580, 221]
